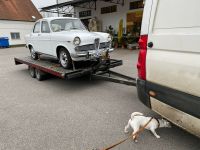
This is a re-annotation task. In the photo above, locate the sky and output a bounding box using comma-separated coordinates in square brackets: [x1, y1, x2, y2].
[31, 0, 56, 9]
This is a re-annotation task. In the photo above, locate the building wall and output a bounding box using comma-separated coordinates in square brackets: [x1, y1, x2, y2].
[0, 20, 34, 45]
[75, 0, 143, 32]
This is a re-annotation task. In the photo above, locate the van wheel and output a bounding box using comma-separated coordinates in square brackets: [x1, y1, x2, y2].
[59, 48, 72, 69]
[35, 69, 45, 81]
[30, 47, 38, 60]
[28, 66, 36, 78]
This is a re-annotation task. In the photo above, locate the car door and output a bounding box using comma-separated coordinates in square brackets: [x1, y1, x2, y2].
[31, 21, 41, 52]
[38, 21, 52, 55]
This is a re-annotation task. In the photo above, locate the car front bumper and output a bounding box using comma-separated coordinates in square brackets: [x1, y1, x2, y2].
[71, 48, 114, 61]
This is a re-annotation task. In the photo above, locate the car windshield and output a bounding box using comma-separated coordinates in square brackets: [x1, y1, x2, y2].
[51, 19, 87, 32]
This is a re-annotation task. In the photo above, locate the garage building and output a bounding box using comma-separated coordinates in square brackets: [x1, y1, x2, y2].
[41, 0, 144, 34]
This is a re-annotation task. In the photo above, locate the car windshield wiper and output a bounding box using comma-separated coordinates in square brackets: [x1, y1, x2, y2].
[63, 28, 79, 31]
[70, 27, 80, 30]
[64, 27, 86, 31]
[60, 28, 65, 31]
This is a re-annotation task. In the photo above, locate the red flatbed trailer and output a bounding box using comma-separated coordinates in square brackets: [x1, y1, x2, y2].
[14, 56, 136, 86]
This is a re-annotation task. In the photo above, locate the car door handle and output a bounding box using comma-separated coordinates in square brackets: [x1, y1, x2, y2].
[38, 33, 41, 36]
[148, 42, 153, 48]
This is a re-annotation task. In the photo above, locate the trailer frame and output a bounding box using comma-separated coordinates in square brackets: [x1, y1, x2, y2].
[14, 56, 136, 86]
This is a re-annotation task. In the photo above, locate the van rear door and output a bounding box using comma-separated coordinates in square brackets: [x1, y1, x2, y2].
[146, 0, 200, 98]
[142, 0, 200, 137]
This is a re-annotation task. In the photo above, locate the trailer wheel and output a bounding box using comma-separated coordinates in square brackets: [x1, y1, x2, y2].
[30, 47, 38, 60]
[35, 69, 45, 81]
[59, 48, 72, 69]
[28, 66, 36, 78]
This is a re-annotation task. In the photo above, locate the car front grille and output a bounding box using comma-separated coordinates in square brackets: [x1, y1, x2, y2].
[99, 42, 111, 49]
[76, 42, 111, 51]
[77, 44, 95, 51]
[94, 38, 100, 49]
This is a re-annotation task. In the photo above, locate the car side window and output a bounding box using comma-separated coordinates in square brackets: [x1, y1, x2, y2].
[41, 21, 50, 33]
[33, 22, 40, 33]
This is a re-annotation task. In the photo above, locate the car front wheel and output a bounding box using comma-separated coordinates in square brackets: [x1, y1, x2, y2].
[59, 48, 72, 69]
[30, 47, 38, 60]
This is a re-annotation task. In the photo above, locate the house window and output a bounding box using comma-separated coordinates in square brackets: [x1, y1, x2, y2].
[101, 5, 117, 14]
[79, 10, 91, 18]
[10, 32, 20, 40]
[130, 1, 144, 10]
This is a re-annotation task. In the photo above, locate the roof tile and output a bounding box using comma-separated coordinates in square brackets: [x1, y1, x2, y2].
[0, 0, 42, 22]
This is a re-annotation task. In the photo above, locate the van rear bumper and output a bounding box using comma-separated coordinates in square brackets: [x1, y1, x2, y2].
[136, 79, 151, 108]
[136, 78, 200, 119]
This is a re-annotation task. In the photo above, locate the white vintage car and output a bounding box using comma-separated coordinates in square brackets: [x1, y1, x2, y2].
[25, 17, 113, 68]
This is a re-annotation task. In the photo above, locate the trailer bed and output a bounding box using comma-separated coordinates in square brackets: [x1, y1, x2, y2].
[14, 56, 123, 79]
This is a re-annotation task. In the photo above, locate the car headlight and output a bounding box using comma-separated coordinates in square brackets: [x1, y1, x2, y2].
[73, 37, 81, 46]
[107, 34, 112, 41]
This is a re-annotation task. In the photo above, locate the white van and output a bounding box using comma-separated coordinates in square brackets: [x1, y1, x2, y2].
[137, 0, 200, 137]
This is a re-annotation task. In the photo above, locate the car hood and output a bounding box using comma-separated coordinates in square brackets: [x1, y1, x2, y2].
[52, 30, 109, 45]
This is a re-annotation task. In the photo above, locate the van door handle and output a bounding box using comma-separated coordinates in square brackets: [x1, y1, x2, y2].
[148, 42, 153, 48]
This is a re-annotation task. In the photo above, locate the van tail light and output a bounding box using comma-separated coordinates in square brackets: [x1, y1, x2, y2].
[137, 35, 148, 80]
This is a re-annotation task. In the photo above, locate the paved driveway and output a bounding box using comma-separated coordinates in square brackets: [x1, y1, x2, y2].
[0, 47, 199, 150]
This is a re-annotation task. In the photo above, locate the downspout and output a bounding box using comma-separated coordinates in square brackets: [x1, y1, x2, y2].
[57, 0, 59, 17]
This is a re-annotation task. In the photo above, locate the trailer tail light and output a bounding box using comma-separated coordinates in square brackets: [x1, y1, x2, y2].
[137, 35, 148, 80]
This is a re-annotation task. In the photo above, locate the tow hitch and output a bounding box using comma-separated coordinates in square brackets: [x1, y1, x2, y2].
[92, 70, 136, 86]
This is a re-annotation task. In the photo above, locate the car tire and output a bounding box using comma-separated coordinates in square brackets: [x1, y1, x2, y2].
[35, 69, 45, 81]
[30, 46, 38, 60]
[28, 66, 36, 78]
[59, 48, 72, 69]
